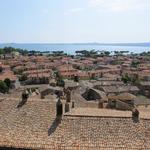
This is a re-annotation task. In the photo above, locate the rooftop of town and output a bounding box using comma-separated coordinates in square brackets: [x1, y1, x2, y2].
[0, 47, 150, 149]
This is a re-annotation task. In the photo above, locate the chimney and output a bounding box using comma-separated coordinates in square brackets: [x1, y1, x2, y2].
[72, 101, 75, 108]
[132, 108, 139, 123]
[65, 102, 70, 113]
[56, 98, 63, 117]
[66, 88, 71, 102]
[17, 90, 29, 108]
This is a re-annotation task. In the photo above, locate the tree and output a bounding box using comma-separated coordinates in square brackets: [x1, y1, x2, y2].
[90, 74, 96, 80]
[52, 51, 64, 56]
[121, 73, 131, 84]
[114, 51, 120, 56]
[114, 51, 129, 56]
[56, 78, 65, 87]
[104, 51, 110, 56]
[140, 51, 150, 56]
[4, 78, 11, 88]
[19, 74, 27, 81]
[0, 67, 3, 73]
[55, 71, 65, 87]
[3, 47, 15, 54]
[0, 81, 8, 93]
[17, 49, 28, 56]
[89, 49, 97, 55]
[131, 61, 140, 68]
[74, 75, 79, 82]
[0, 48, 4, 54]
[28, 50, 37, 56]
[75, 50, 98, 57]
[0, 47, 29, 56]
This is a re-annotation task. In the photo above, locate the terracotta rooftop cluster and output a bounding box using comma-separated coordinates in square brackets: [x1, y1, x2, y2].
[0, 53, 150, 149]
[0, 97, 150, 150]
[0, 64, 16, 81]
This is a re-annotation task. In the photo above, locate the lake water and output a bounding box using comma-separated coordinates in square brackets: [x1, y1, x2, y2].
[0, 43, 150, 55]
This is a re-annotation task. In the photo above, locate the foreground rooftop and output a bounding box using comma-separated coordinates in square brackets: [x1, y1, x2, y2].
[0, 98, 150, 149]
[65, 108, 132, 118]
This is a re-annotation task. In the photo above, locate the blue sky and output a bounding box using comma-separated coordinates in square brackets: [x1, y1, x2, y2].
[0, 0, 150, 43]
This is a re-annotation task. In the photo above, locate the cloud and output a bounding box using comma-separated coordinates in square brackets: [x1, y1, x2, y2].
[88, 0, 150, 12]
[64, 8, 85, 15]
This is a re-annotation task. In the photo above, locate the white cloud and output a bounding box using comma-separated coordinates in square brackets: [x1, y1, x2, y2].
[69, 8, 85, 13]
[88, 0, 150, 12]
[64, 8, 85, 15]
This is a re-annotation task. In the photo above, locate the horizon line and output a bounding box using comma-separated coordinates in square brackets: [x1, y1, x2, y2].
[0, 42, 150, 44]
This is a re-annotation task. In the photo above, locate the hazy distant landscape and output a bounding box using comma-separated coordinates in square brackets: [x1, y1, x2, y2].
[0, 43, 150, 54]
[1, 42, 150, 46]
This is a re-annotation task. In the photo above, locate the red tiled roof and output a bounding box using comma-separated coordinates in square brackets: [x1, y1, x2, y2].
[0, 72, 17, 81]
[28, 73, 50, 78]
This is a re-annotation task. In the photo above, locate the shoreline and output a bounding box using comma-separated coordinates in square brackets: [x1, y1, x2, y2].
[0, 43, 150, 54]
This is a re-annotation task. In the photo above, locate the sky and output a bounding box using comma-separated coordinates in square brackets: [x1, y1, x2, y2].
[0, 0, 150, 43]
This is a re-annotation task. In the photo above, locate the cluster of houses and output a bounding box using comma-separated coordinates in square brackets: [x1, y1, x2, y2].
[0, 53, 149, 102]
[0, 52, 150, 150]
[0, 62, 16, 88]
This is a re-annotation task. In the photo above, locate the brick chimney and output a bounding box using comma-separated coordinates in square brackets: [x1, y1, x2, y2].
[132, 108, 139, 123]
[56, 98, 63, 117]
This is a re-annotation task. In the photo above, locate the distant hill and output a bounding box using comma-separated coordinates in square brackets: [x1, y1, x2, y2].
[0, 42, 150, 47]
[73, 42, 150, 47]
[103, 42, 150, 47]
